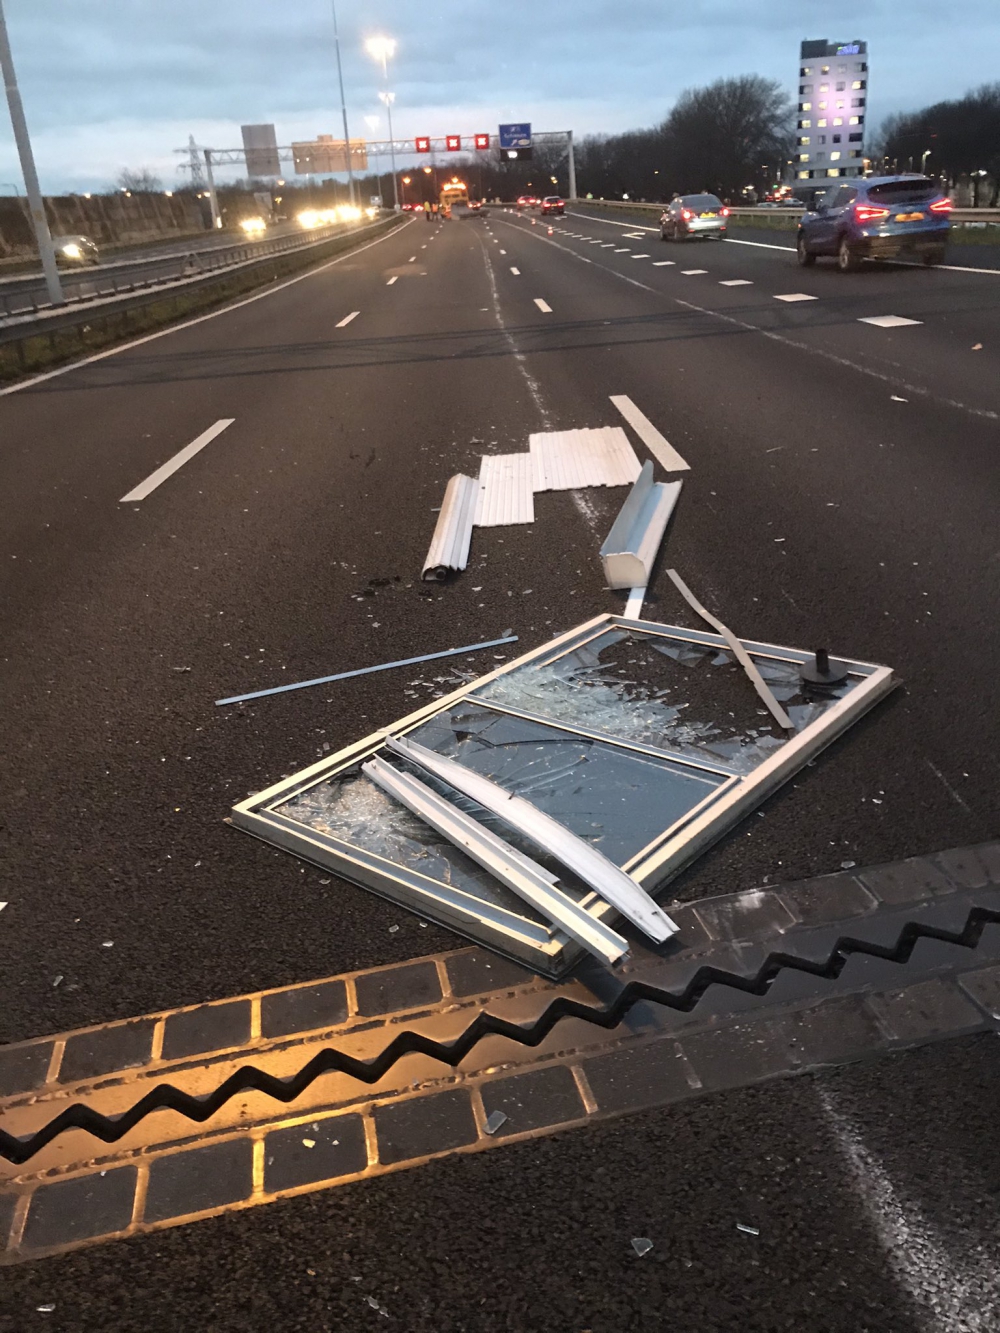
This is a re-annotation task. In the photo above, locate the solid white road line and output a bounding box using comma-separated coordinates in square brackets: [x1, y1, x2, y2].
[774, 292, 817, 302]
[510, 266, 520, 275]
[723, 237, 796, 253]
[719, 278, 753, 285]
[386, 276, 398, 285]
[0, 219, 412, 399]
[624, 586, 647, 619]
[337, 311, 360, 326]
[120, 419, 234, 503]
[610, 395, 690, 473]
[534, 298, 553, 313]
[652, 261, 675, 266]
[859, 315, 923, 327]
[681, 269, 707, 275]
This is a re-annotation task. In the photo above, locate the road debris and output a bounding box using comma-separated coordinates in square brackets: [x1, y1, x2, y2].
[422, 474, 477, 581]
[600, 461, 682, 590]
[736, 1223, 761, 1236]
[484, 1109, 509, 1135]
[215, 635, 518, 706]
[235, 616, 894, 978]
[631, 1237, 654, 1257]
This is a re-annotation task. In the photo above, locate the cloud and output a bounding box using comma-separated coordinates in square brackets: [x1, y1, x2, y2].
[2, 0, 998, 191]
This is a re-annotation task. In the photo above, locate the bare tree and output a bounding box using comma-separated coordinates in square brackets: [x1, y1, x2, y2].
[877, 83, 1000, 202]
[116, 167, 163, 193]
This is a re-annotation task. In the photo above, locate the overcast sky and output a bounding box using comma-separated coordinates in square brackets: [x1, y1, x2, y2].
[2, 0, 999, 193]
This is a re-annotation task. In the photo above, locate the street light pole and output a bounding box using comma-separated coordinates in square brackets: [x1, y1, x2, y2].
[379, 91, 400, 211]
[0, 0, 63, 304]
[331, 0, 357, 207]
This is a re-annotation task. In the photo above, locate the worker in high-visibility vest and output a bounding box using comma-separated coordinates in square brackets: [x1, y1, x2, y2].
[423, 200, 431, 222]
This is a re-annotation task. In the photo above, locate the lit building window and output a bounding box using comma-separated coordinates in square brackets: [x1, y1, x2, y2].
[801, 119, 812, 128]
[833, 117, 843, 126]
[852, 80, 864, 89]
[827, 168, 841, 177]
[821, 64, 830, 73]
[801, 102, 812, 111]
[818, 101, 828, 109]
[820, 83, 829, 92]
[799, 153, 810, 162]
[798, 170, 809, 179]
[849, 116, 860, 125]
[817, 119, 827, 127]
[830, 151, 841, 161]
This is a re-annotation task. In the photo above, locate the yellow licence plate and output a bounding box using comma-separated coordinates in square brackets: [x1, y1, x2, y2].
[896, 211, 925, 222]
[699, 212, 717, 219]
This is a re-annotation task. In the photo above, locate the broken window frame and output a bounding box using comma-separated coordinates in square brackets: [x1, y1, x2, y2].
[231, 614, 895, 977]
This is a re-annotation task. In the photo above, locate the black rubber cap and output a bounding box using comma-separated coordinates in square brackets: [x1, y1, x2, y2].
[800, 647, 849, 689]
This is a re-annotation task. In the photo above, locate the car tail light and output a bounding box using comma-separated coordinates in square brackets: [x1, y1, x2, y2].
[721, 207, 730, 217]
[929, 197, 953, 214]
[854, 203, 891, 223]
[682, 209, 692, 220]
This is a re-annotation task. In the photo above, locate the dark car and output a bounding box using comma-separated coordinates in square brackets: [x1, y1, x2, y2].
[660, 194, 729, 241]
[797, 175, 953, 271]
[540, 196, 565, 215]
[53, 234, 99, 266]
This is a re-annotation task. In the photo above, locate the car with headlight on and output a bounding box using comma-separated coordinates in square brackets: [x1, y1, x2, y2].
[54, 234, 99, 266]
[239, 216, 267, 236]
[659, 194, 729, 241]
[796, 176, 953, 271]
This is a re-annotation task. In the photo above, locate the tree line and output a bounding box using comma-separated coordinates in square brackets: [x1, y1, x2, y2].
[875, 83, 1000, 205]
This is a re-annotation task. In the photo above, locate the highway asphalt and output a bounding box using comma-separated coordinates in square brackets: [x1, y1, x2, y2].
[1, 205, 999, 1327]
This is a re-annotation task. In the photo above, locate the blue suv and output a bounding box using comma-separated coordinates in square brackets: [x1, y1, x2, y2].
[797, 175, 953, 272]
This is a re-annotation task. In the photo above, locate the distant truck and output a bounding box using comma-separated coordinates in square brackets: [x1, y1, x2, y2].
[440, 178, 469, 216]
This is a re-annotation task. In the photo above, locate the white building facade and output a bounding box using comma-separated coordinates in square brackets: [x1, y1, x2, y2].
[795, 39, 869, 185]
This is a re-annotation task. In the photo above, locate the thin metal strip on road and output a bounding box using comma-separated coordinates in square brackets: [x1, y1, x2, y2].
[666, 568, 794, 731]
[609, 395, 690, 474]
[214, 635, 518, 706]
[119, 419, 235, 503]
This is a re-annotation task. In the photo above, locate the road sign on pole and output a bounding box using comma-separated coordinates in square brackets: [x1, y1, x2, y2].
[241, 124, 281, 177]
[499, 123, 532, 162]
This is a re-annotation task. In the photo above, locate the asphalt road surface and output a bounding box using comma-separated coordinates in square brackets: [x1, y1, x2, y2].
[2, 205, 999, 1328]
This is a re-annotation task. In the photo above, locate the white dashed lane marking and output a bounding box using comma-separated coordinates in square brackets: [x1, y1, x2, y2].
[386, 276, 398, 285]
[774, 292, 817, 302]
[719, 279, 753, 286]
[120, 419, 235, 504]
[652, 260, 674, 266]
[510, 266, 520, 275]
[681, 269, 707, 275]
[859, 315, 923, 327]
[534, 298, 553, 313]
[614, 248, 630, 253]
[336, 311, 360, 326]
[631, 254, 651, 260]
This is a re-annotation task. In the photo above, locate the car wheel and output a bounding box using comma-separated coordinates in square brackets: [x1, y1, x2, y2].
[837, 235, 860, 272]
[660, 227, 669, 242]
[923, 247, 945, 267]
[796, 234, 815, 266]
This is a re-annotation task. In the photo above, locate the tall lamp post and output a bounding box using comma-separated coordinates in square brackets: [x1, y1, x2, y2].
[366, 36, 400, 211]
[331, 0, 357, 206]
[0, 0, 63, 304]
[364, 114, 380, 203]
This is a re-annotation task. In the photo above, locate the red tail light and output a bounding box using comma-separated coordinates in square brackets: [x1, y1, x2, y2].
[854, 203, 890, 223]
[681, 209, 693, 220]
[929, 197, 953, 214]
[721, 207, 730, 217]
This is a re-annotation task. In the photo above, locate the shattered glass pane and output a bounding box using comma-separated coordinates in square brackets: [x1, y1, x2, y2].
[473, 629, 855, 775]
[405, 705, 725, 863]
[277, 770, 557, 921]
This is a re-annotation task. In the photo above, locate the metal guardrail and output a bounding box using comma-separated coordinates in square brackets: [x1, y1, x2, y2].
[0, 219, 379, 324]
[569, 199, 1000, 224]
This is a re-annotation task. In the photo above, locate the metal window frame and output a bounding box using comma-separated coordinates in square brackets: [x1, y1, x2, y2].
[231, 614, 895, 977]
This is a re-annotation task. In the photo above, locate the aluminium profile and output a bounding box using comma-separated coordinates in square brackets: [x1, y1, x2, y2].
[363, 756, 630, 966]
[422, 474, 478, 582]
[385, 734, 678, 943]
[600, 462, 682, 590]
